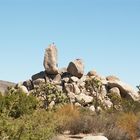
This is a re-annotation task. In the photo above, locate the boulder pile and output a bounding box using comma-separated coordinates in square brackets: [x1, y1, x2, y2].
[17, 44, 140, 111]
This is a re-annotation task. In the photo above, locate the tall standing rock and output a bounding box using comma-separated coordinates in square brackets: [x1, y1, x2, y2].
[43, 44, 58, 74]
[67, 59, 84, 78]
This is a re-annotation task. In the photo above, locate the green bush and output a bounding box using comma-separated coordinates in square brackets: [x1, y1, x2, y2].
[31, 83, 69, 109]
[107, 92, 122, 111]
[0, 90, 38, 118]
[121, 99, 140, 113]
[0, 110, 57, 140]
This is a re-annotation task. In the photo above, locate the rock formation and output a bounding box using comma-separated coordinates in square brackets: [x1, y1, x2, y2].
[13, 44, 140, 111]
[107, 78, 139, 101]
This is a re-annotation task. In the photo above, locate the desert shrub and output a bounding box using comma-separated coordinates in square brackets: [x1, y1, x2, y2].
[0, 115, 22, 140]
[0, 90, 38, 118]
[108, 92, 122, 110]
[54, 105, 95, 134]
[0, 93, 5, 113]
[54, 105, 114, 135]
[91, 112, 131, 140]
[107, 95, 140, 113]
[121, 99, 140, 113]
[116, 112, 139, 140]
[1, 102, 140, 140]
[105, 126, 130, 140]
[31, 83, 69, 109]
[136, 114, 140, 138]
[1, 83, 140, 139]
[0, 109, 57, 140]
[56, 105, 98, 134]
[57, 104, 140, 139]
[19, 109, 57, 140]
[54, 105, 140, 140]
[54, 104, 81, 134]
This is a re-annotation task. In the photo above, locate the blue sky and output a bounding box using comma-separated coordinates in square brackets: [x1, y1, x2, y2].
[0, 0, 140, 88]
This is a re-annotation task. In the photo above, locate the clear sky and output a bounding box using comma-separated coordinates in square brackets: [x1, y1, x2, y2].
[0, 0, 140, 88]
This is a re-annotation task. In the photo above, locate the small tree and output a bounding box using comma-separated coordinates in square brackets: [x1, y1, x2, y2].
[85, 77, 102, 110]
[31, 83, 68, 109]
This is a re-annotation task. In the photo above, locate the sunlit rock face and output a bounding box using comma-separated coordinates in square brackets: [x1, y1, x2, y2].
[43, 44, 58, 75]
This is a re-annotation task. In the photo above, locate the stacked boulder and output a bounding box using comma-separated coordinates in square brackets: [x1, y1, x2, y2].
[18, 44, 140, 111]
[44, 44, 58, 75]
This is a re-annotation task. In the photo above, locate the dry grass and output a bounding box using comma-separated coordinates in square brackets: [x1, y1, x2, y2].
[54, 105, 113, 135]
[116, 112, 139, 140]
[54, 104, 81, 134]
